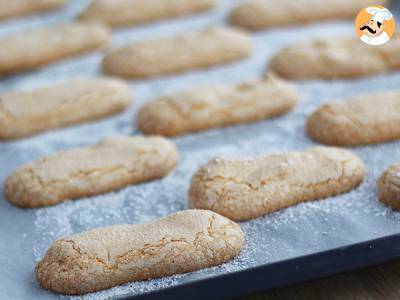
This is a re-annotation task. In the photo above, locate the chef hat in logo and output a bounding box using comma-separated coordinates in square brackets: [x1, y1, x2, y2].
[366, 7, 393, 24]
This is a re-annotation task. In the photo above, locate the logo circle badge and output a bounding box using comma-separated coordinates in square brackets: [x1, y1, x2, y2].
[355, 5, 395, 46]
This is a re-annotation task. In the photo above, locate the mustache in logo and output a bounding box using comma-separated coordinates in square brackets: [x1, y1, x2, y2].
[360, 25, 376, 34]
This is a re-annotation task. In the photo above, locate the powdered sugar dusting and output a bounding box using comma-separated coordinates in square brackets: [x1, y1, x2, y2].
[0, 0, 400, 299]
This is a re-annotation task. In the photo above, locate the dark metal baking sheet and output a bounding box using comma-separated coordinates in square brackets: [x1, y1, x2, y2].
[119, 234, 400, 300]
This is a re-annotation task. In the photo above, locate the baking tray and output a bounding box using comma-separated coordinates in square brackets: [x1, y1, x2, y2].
[1, 1, 400, 299]
[119, 234, 400, 300]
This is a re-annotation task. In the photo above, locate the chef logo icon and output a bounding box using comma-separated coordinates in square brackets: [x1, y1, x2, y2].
[355, 5, 395, 46]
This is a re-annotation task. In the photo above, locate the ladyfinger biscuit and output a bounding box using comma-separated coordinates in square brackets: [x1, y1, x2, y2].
[79, 0, 215, 28]
[0, 22, 110, 76]
[229, 0, 389, 31]
[307, 91, 400, 146]
[269, 36, 400, 79]
[137, 75, 297, 136]
[189, 147, 365, 221]
[102, 27, 252, 79]
[0, 78, 131, 140]
[378, 163, 400, 209]
[0, 0, 66, 21]
[36, 209, 244, 295]
[4, 136, 178, 208]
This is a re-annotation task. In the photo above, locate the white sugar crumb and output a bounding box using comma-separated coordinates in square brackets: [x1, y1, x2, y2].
[0, 0, 399, 299]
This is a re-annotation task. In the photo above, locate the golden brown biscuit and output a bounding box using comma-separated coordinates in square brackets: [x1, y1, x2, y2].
[189, 147, 365, 221]
[137, 75, 297, 136]
[269, 35, 400, 79]
[4, 136, 178, 208]
[102, 26, 252, 79]
[229, 0, 389, 31]
[307, 91, 400, 146]
[79, 0, 216, 28]
[0, 78, 132, 140]
[378, 163, 400, 209]
[36, 209, 245, 295]
[0, 0, 66, 21]
[0, 22, 110, 76]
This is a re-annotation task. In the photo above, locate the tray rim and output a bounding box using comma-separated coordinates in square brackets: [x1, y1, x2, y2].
[118, 233, 400, 300]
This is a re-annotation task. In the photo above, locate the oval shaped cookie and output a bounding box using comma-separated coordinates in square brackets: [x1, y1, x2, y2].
[0, 0, 66, 21]
[229, 0, 388, 31]
[269, 36, 400, 79]
[307, 91, 400, 146]
[102, 26, 252, 79]
[137, 75, 297, 136]
[0, 78, 132, 140]
[4, 136, 178, 208]
[378, 163, 400, 209]
[79, 0, 215, 28]
[189, 147, 365, 221]
[0, 22, 110, 76]
[36, 209, 245, 295]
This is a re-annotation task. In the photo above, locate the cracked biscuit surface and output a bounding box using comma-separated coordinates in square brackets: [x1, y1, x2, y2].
[35, 209, 245, 295]
[189, 147, 365, 221]
[79, 0, 215, 28]
[0, 78, 132, 140]
[4, 136, 178, 208]
[137, 75, 297, 136]
[0, 0, 66, 21]
[307, 91, 400, 146]
[102, 26, 252, 79]
[269, 36, 400, 79]
[378, 163, 400, 209]
[229, 0, 388, 31]
[0, 22, 110, 76]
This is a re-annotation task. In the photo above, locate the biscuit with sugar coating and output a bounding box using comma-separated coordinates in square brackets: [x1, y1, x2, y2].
[0, 0, 66, 21]
[378, 163, 400, 209]
[307, 91, 400, 146]
[0, 78, 132, 140]
[4, 136, 178, 208]
[137, 75, 297, 136]
[189, 147, 365, 221]
[79, 0, 215, 28]
[229, 0, 389, 31]
[102, 26, 252, 79]
[0, 22, 110, 76]
[36, 209, 244, 295]
[269, 36, 400, 79]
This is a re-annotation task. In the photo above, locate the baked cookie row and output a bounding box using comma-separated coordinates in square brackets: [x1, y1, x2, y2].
[0, 1, 234, 77]
[0, 74, 296, 140]
[0, 0, 215, 24]
[2, 0, 399, 80]
[0, 0, 66, 21]
[27, 144, 367, 295]
[0, 23, 252, 77]
[32, 144, 400, 295]
[229, 0, 389, 31]
[2, 22, 399, 79]
[3, 0, 384, 29]
[4, 74, 400, 147]
[138, 81, 400, 146]
[2, 99, 381, 294]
